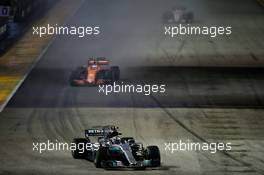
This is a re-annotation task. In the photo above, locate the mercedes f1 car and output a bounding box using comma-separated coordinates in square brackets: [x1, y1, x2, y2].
[163, 6, 194, 24]
[69, 58, 120, 86]
[71, 126, 161, 169]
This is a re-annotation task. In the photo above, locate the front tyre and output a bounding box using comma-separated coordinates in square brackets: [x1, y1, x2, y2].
[94, 147, 108, 168]
[69, 67, 87, 86]
[145, 146, 161, 167]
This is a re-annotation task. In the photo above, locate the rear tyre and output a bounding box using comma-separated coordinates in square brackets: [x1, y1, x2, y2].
[145, 146, 161, 167]
[71, 138, 88, 159]
[110, 66, 120, 82]
[185, 12, 194, 23]
[162, 11, 174, 24]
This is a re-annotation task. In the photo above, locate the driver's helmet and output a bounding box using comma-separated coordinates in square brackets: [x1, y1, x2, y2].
[111, 136, 121, 144]
[128, 139, 135, 145]
[91, 64, 97, 68]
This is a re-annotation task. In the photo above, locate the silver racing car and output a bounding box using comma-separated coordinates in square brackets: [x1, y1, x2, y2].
[163, 6, 194, 24]
[71, 126, 161, 169]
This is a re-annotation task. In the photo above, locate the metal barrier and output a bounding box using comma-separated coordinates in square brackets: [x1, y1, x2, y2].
[0, 1, 10, 50]
[0, 0, 51, 53]
[0, 19, 8, 41]
[13, 0, 48, 22]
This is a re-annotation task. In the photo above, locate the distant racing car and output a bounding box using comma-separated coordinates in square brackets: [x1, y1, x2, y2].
[69, 58, 120, 86]
[71, 126, 161, 169]
[163, 6, 194, 24]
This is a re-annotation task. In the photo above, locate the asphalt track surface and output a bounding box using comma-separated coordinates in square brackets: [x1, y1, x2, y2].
[8, 66, 264, 108]
[1, 0, 264, 175]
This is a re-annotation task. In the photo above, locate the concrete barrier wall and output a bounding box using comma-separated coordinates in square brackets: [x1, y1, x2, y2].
[13, 0, 49, 22]
[257, 0, 264, 7]
[0, 19, 8, 41]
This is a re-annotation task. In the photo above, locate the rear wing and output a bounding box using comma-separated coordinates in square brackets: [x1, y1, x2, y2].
[85, 126, 120, 138]
[85, 129, 105, 137]
[88, 58, 109, 65]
